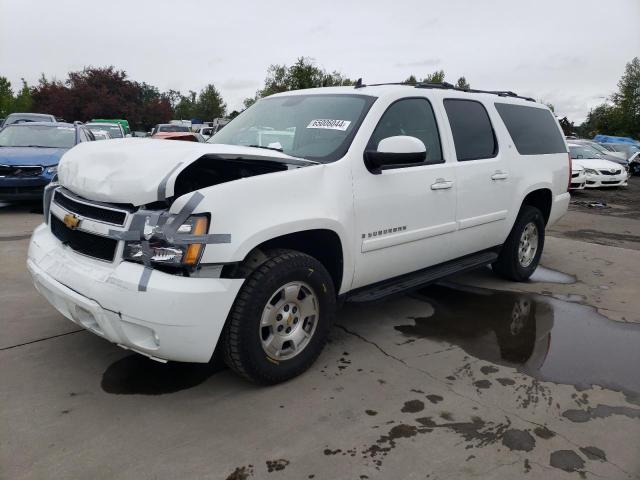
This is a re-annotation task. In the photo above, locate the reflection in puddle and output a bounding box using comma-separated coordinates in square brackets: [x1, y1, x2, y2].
[101, 354, 226, 395]
[397, 283, 640, 395]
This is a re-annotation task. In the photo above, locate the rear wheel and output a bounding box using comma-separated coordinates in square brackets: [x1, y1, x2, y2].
[222, 249, 336, 384]
[492, 206, 545, 281]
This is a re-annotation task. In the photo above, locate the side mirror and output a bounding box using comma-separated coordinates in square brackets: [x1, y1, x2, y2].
[364, 136, 427, 173]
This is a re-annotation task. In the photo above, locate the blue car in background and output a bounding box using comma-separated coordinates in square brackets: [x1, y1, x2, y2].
[0, 122, 95, 201]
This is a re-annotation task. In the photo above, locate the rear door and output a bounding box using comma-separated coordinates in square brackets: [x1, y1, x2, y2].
[442, 99, 510, 254]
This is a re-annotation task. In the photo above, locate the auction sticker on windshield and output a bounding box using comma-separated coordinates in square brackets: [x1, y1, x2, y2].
[307, 119, 351, 131]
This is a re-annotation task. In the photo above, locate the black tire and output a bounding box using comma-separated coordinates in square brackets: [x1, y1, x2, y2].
[492, 206, 545, 282]
[222, 249, 336, 384]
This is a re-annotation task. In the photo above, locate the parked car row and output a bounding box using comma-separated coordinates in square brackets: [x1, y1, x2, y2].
[565, 135, 640, 190]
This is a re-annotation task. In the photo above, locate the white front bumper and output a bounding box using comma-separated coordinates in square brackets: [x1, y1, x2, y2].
[27, 224, 244, 363]
[585, 172, 628, 188]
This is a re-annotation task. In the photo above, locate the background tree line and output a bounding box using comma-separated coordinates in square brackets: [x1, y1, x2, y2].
[1, 57, 638, 139]
[577, 57, 640, 139]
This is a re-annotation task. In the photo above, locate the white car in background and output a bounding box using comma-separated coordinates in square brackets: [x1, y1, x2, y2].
[570, 164, 586, 190]
[91, 130, 112, 141]
[568, 143, 628, 188]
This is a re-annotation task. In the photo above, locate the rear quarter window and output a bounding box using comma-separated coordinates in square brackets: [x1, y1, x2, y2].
[494, 103, 566, 155]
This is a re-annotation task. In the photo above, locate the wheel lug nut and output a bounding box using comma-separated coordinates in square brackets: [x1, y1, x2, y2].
[292, 306, 297, 313]
[276, 314, 282, 321]
[277, 325, 284, 332]
[286, 327, 291, 333]
[284, 305, 289, 312]
[293, 317, 298, 324]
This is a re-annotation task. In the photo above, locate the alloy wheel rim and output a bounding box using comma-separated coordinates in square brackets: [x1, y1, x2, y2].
[518, 222, 538, 268]
[259, 281, 319, 361]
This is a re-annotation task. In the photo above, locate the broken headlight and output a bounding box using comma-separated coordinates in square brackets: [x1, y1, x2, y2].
[123, 214, 209, 269]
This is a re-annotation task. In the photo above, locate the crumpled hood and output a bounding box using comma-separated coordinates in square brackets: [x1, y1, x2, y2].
[0, 147, 68, 167]
[572, 158, 625, 171]
[58, 138, 310, 206]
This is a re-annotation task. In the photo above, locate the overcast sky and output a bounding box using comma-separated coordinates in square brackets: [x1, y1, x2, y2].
[1, 0, 638, 123]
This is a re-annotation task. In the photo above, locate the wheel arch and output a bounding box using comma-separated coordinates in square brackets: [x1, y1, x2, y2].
[519, 187, 552, 225]
[224, 228, 346, 295]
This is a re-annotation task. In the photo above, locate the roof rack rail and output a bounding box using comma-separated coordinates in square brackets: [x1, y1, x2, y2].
[354, 79, 535, 102]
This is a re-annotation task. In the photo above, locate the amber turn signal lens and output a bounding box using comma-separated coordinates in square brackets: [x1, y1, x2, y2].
[183, 216, 209, 266]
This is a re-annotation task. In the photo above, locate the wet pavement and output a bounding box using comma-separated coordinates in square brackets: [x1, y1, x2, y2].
[2, 180, 640, 479]
[400, 283, 640, 395]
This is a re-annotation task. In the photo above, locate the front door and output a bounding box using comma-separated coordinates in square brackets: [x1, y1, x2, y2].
[352, 97, 458, 289]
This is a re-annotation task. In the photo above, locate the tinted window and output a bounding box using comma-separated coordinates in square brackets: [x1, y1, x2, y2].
[495, 103, 566, 155]
[444, 99, 497, 161]
[367, 98, 443, 164]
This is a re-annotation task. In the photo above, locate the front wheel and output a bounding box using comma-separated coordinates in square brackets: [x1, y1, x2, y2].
[492, 206, 545, 282]
[222, 249, 336, 384]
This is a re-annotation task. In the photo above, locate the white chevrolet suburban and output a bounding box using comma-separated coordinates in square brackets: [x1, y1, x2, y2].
[27, 82, 571, 384]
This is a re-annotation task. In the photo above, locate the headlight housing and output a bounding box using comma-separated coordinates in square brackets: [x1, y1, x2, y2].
[123, 214, 209, 269]
[45, 165, 58, 175]
[584, 168, 598, 175]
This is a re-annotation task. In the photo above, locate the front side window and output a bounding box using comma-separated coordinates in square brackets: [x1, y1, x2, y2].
[367, 97, 443, 164]
[494, 103, 566, 155]
[209, 94, 375, 163]
[444, 99, 497, 161]
[0, 124, 76, 148]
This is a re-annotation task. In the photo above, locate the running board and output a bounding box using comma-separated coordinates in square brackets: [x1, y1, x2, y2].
[346, 250, 498, 303]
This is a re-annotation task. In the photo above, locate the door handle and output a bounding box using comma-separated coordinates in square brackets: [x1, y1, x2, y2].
[491, 171, 509, 181]
[430, 178, 454, 190]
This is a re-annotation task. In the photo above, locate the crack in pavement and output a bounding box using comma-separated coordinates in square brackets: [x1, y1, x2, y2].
[0, 329, 85, 351]
[333, 323, 638, 479]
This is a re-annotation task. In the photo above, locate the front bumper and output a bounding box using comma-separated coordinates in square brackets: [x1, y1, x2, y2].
[27, 224, 244, 363]
[570, 171, 586, 190]
[0, 175, 52, 200]
[585, 173, 628, 188]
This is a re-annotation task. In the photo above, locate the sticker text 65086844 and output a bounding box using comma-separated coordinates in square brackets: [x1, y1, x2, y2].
[306, 119, 351, 131]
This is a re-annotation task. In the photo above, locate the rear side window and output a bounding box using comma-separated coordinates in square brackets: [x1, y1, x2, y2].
[495, 103, 566, 155]
[444, 99, 497, 161]
[368, 97, 443, 164]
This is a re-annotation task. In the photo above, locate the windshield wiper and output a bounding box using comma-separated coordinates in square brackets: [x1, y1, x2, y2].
[248, 144, 284, 152]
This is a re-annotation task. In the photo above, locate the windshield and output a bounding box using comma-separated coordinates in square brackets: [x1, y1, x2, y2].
[0, 124, 76, 148]
[569, 145, 602, 159]
[87, 124, 123, 138]
[159, 125, 190, 132]
[208, 94, 375, 162]
[586, 143, 610, 155]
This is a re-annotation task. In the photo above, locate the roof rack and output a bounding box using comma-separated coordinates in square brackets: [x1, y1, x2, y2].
[354, 80, 535, 102]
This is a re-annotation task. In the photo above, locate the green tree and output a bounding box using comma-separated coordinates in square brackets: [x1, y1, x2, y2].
[423, 70, 445, 83]
[611, 56, 640, 137]
[195, 84, 226, 120]
[403, 75, 418, 85]
[243, 57, 353, 108]
[0, 76, 13, 117]
[11, 79, 33, 113]
[455, 76, 470, 90]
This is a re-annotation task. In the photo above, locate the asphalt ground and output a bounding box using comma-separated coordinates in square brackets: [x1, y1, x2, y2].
[1, 179, 639, 480]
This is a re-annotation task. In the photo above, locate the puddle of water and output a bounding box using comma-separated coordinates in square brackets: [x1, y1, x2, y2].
[529, 266, 575, 284]
[101, 354, 226, 395]
[397, 283, 640, 395]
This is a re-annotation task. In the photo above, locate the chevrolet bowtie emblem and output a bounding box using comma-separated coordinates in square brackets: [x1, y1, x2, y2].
[63, 213, 81, 229]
